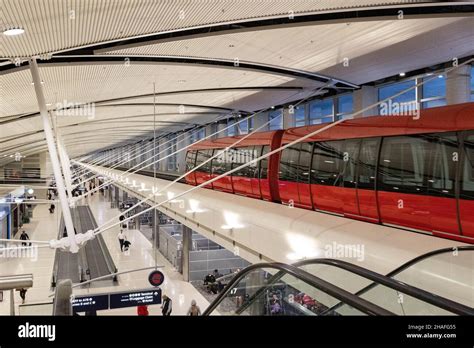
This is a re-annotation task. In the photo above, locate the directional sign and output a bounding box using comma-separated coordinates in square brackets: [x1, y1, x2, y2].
[109, 288, 162, 309]
[71, 294, 109, 313]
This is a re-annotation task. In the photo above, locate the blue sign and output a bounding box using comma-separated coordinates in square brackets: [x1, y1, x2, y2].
[109, 288, 162, 309]
[72, 294, 109, 313]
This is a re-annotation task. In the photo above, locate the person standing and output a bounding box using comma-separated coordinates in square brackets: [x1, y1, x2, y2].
[19, 230, 30, 246]
[161, 294, 172, 316]
[187, 300, 201, 316]
[17, 288, 27, 304]
[118, 229, 126, 252]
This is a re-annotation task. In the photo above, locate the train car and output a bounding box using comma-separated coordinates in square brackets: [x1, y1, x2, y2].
[186, 103, 474, 243]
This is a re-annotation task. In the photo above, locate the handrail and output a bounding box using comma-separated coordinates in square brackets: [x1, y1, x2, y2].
[293, 258, 474, 315]
[202, 262, 394, 316]
[325, 245, 474, 314]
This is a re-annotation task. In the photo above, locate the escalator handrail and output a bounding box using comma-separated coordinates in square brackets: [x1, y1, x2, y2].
[202, 262, 395, 316]
[293, 257, 474, 315]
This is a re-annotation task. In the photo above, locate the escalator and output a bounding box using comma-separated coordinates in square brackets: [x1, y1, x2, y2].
[203, 247, 474, 316]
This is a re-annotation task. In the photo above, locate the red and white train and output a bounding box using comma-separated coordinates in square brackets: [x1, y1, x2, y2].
[185, 103, 474, 244]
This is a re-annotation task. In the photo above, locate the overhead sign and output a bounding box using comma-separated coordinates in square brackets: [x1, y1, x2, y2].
[71, 288, 161, 312]
[71, 294, 109, 313]
[148, 270, 165, 287]
[110, 289, 162, 309]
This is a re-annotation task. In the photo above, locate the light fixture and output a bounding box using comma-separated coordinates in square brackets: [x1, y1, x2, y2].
[27, 188, 34, 195]
[438, 74, 444, 79]
[3, 28, 25, 36]
[399, 72, 406, 77]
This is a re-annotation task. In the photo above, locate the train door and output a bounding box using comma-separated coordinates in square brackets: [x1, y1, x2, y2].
[377, 135, 432, 232]
[278, 144, 300, 206]
[356, 137, 380, 222]
[459, 131, 474, 238]
[296, 142, 313, 208]
[259, 145, 272, 201]
[310, 140, 345, 214]
[250, 146, 262, 198]
[341, 139, 360, 217]
[426, 132, 459, 237]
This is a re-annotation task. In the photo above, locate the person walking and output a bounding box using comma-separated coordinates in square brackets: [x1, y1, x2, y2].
[118, 229, 126, 252]
[187, 300, 201, 316]
[137, 305, 149, 316]
[19, 230, 30, 246]
[17, 288, 27, 304]
[161, 294, 172, 316]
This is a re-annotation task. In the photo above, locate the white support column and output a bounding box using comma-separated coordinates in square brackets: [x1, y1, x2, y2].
[446, 65, 471, 105]
[282, 107, 295, 129]
[29, 57, 78, 253]
[176, 132, 190, 174]
[216, 123, 226, 138]
[353, 86, 378, 118]
[51, 116, 74, 202]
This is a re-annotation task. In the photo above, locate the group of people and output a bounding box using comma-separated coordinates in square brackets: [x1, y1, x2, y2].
[136, 295, 201, 316]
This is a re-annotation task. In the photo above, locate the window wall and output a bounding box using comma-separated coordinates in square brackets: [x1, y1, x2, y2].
[269, 109, 283, 130]
[309, 99, 333, 124]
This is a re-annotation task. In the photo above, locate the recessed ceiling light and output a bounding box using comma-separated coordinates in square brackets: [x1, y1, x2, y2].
[399, 72, 406, 77]
[3, 28, 25, 36]
[438, 74, 444, 79]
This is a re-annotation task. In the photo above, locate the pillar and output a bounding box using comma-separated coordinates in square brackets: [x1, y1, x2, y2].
[446, 65, 471, 105]
[206, 124, 217, 140]
[181, 225, 192, 282]
[176, 133, 190, 174]
[216, 123, 226, 138]
[282, 107, 295, 129]
[353, 85, 378, 117]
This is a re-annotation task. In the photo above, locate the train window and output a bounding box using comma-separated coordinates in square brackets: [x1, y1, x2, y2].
[260, 146, 270, 179]
[185, 151, 197, 172]
[232, 146, 258, 177]
[461, 132, 474, 200]
[379, 136, 429, 194]
[342, 139, 360, 189]
[311, 141, 344, 186]
[212, 148, 227, 175]
[297, 142, 313, 183]
[197, 149, 214, 173]
[357, 138, 379, 190]
[279, 144, 300, 181]
[428, 133, 457, 197]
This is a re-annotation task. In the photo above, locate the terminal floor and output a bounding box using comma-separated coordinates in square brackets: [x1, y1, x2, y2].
[0, 193, 209, 315]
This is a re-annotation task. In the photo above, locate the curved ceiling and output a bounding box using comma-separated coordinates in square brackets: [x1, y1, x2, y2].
[0, 1, 473, 164]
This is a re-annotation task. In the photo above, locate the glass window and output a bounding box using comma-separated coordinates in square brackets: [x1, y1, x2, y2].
[297, 142, 313, 183]
[269, 109, 283, 130]
[310, 99, 333, 124]
[196, 149, 214, 173]
[311, 141, 344, 186]
[342, 139, 360, 189]
[470, 66, 474, 101]
[227, 120, 236, 136]
[422, 99, 446, 109]
[236, 118, 249, 134]
[378, 80, 416, 114]
[211, 149, 228, 175]
[423, 76, 445, 99]
[378, 136, 430, 194]
[294, 106, 306, 127]
[461, 132, 474, 200]
[279, 144, 300, 182]
[357, 138, 379, 190]
[338, 94, 353, 115]
[232, 146, 258, 178]
[185, 151, 196, 171]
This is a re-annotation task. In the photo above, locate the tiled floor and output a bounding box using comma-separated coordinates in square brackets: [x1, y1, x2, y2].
[0, 193, 209, 316]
